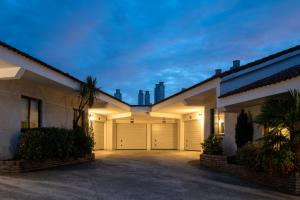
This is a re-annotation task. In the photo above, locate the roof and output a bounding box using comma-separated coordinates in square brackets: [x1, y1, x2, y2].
[219, 64, 300, 98]
[153, 44, 300, 106]
[152, 74, 220, 106]
[220, 44, 300, 77]
[0, 40, 130, 106]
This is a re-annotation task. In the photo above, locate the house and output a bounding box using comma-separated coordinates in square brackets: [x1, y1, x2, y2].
[1, 40, 300, 160]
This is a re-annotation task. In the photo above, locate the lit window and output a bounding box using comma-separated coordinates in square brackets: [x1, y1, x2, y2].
[211, 109, 225, 135]
[21, 96, 41, 129]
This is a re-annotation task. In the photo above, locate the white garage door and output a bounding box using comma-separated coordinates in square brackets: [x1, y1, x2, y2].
[116, 123, 147, 149]
[151, 124, 177, 149]
[93, 121, 104, 150]
[184, 120, 202, 151]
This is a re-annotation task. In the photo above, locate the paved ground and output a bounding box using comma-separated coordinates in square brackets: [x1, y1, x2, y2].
[0, 151, 298, 200]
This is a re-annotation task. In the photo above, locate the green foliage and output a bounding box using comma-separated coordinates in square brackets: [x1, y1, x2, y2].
[201, 135, 223, 155]
[17, 128, 94, 161]
[236, 142, 260, 169]
[255, 89, 300, 142]
[235, 109, 253, 148]
[236, 131, 296, 174]
[256, 130, 296, 174]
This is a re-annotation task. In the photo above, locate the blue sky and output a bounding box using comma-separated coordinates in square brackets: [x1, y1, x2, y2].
[1, 0, 300, 104]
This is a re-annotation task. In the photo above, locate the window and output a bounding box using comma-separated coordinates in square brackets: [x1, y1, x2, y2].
[21, 96, 41, 129]
[210, 109, 225, 135]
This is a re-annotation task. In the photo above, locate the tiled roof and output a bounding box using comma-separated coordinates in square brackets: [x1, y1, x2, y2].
[219, 65, 300, 98]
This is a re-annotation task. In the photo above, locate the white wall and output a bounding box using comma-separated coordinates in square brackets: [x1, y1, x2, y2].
[244, 105, 264, 140]
[0, 79, 79, 159]
[223, 112, 238, 156]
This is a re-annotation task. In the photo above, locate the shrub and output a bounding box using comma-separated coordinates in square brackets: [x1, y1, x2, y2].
[236, 142, 260, 169]
[256, 131, 296, 174]
[235, 131, 297, 174]
[17, 128, 94, 161]
[201, 135, 223, 155]
[235, 110, 253, 148]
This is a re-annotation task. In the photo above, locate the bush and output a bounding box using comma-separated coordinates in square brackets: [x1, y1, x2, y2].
[235, 132, 297, 174]
[256, 132, 296, 174]
[236, 142, 260, 169]
[201, 135, 223, 155]
[235, 110, 253, 148]
[17, 128, 94, 161]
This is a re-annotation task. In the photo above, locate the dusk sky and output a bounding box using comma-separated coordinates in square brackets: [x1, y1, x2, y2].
[1, 0, 300, 104]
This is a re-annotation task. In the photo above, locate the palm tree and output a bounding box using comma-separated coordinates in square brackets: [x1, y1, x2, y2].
[256, 90, 300, 140]
[255, 89, 300, 162]
[73, 76, 98, 130]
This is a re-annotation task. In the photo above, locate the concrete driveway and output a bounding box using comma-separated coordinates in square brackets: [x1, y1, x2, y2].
[0, 151, 298, 200]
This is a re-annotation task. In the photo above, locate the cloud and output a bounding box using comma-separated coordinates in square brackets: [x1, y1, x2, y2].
[0, 0, 300, 104]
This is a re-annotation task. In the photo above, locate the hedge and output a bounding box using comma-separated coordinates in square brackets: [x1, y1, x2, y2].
[17, 128, 94, 161]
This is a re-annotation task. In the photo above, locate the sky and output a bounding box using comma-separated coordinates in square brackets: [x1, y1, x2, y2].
[1, 0, 300, 104]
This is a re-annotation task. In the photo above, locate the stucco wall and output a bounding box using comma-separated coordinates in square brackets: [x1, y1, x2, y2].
[223, 112, 238, 155]
[244, 105, 264, 140]
[0, 79, 79, 160]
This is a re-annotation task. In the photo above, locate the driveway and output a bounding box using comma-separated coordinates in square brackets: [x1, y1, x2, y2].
[0, 151, 298, 200]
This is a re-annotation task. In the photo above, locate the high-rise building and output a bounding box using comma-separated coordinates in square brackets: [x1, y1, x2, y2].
[114, 89, 122, 100]
[154, 84, 159, 103]
[138, 90, 144, 105]
[154, 82, 165, 103]
[145, 91, 150, 105]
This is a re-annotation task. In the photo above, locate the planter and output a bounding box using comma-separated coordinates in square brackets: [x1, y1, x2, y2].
[200, 154, 300, 195]
[0, 154, 95, 173]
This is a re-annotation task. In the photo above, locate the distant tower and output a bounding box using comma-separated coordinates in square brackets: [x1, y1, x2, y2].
[154, 82, 165, 103]
[154, 84, 159, 103]
[138, 90, 144, 105]
[145, 91, 150, 105]
[159, 82, 165, 101]
[114, 89, 122, 100]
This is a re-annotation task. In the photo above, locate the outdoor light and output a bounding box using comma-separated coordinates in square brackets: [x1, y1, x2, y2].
[197, 112, 203, 120]
[89, 113, 95, 121]
[130, 117, 134, 123]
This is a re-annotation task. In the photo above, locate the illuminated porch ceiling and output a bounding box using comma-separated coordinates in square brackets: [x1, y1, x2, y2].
[0, 60, 25, 80]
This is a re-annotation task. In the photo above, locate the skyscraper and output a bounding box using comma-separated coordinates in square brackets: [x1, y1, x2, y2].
[114, 89, 122, 100]
[154, 82, 165, 103]
[138, 90, 144, 105]
[145, 91, 150, 105]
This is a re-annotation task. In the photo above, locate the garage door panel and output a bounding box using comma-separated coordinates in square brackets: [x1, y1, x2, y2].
[152, 124, 177, 149]
[117, 124, 147, 149]
[93, 121, 104, 150]
[184, 120, 202, 151]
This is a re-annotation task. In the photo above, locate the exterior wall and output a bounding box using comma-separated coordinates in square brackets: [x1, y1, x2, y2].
[220, 52, 300, 95]
[0, 79, 79, 159]
[244, 105, 264, 140]
[223, 112, 238, 156]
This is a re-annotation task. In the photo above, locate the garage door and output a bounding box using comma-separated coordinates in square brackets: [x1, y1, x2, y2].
[116, 123, 147, 149]
[184, 120, 202, 151]
[151, 124, 177, 149]
[93, 121, 104, 150]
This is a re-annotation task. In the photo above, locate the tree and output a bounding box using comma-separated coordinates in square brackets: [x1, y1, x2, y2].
[255, 90, 300, 162]
[255, 90, 300, 142]
[73, 76, 97, 130]
[235, 109, 253, 148]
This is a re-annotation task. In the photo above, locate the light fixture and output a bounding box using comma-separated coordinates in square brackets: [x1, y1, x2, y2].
[89, 113, 95, 121]
[197, 112, 203, 120]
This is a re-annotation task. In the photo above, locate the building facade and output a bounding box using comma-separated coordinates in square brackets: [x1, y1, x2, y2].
[1, 40, 300, 159]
